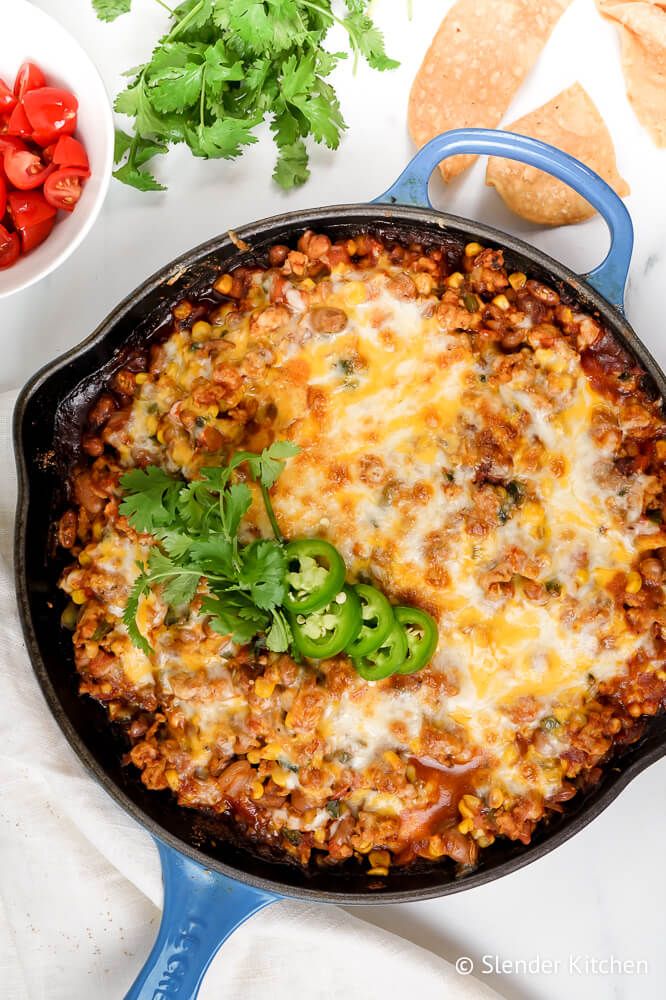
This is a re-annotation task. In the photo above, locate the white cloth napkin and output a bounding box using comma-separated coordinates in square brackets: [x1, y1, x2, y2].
[0, 388, 501, 1000]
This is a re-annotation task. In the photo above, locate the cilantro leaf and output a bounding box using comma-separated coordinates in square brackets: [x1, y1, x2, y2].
[273, 140, 310, 188]
[201, 591, 269, 644]
[257, 440, 300, 488]
[92, 0, 131, 21]
[123, 569, 153, 657]
[119, 467, 180, 530]
[266, 607, 292, 652]
[240, 540, 286, 609]
[94, 0, 397, 192]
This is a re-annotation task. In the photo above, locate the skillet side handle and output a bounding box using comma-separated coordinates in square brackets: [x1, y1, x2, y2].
[374, 128, 634, 312]
[124, 839, 277, 1000]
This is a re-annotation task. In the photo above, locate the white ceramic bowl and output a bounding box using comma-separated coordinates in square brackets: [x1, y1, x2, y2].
[0, 0, 113, 298]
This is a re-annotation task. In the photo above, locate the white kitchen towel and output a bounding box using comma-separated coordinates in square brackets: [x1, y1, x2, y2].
[0, 388, 501, 1000]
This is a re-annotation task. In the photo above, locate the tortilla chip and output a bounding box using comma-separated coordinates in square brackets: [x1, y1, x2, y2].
[596, 1, 666, 146]
[485, 84, 630, 226]
[408, 0, 572, 182]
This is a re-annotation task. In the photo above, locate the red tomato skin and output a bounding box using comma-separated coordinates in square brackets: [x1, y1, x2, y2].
[7, 189, 56, 253]
[0, 224, 20, 269]
[0, 79, 17, 114]
[52, 135, 89, 171]
[43, 166, 88, 212]
[0, 176, 6, 218]
[3, 149, 55, 191]
[23, 88, 78, 145]
[13, 63, 47, 101]
[0, 135, 29, 155]
[7, 103, 33, 138]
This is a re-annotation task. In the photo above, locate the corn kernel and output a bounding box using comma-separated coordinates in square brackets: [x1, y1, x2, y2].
[575, 568, 589, 586]
[71, 589, 87, 605]
[215, 274, 233, 295]
[135, 372, 149, 384]
[426, 837, 447, 859]
[156, 427, 167, 445]
[254, 677, 276, 699]
[78, 552, 92, 567]
[250, 780, 264, 800]
[504, 745, 520, 766]
[346, 239, 357, 256]
[171, 441, 193, 467]
[508, 271, 526, 290]
[458, 818, 474, 834]
[369, 850, 391, 868]
[192, 320, 212, 341]
[626, 571, 642, 594]
[594, 568, 618, 588]
[145, 414, 159, 437]
[92, 520, 104, 541]
[655, 441, 666, 461]
[367, 867, 389, 876]
[492, 294, 510, 311]
[459, 794, 481, 817]
[560, 307, 573, 324]
[259, 742, 283, 761]
[476, 834, 495, 848]
[405, 764, 416, 782]
[414, 273, 433, 295]
[270, 765, 291, 788]
[246, 749, 261, 764]
[382, 750, 402, 770]
[165, 768, 179, 791]
[173, 301, 192, 320]
[446, 271, 464, 288]
[356, 840, 373, 854]
[488, 787, 504, 809]
[344, 280, 367, 305]
[313, 828, 327, 845]
[301, 277, 316, 291]
[465, 241, 483, 257]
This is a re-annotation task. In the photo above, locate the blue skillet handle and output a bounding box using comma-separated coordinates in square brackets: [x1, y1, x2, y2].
[124, 839, 278, 1000]
[374, 128, 634, 312]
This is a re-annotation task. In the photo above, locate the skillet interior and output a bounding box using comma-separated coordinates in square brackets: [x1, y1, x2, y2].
[14, 204, 666, 902]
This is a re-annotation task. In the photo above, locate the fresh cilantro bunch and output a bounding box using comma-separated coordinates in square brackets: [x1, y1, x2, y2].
[92, 0, 398, 192]
[120, 441, 299, 655]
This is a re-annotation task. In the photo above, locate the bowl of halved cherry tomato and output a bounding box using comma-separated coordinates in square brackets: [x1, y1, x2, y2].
[0, 1, 113, 297]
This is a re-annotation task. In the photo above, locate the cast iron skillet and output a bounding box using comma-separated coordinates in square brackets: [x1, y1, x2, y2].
[14, 130, 666, 998]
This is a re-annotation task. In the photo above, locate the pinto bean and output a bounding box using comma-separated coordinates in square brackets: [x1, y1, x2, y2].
[387, 273, 417, 300]
[308, 306, 348, 334]
[251, 305, 290, 332]
[640, 557, 663, 586]
[72, 470, 105, 515]
[199, 425, 224, 452]
[87, 393, 117, 431]
[58, 509, 78, 549]
[218, 759, 253, 798]
[268, 244, 290, 267]
[526, 279, 560, 305]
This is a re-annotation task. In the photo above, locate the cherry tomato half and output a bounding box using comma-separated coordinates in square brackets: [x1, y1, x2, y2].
[7, 102, 32, 139]
[0, 224, 20, 269]
[0, 176, 6, 218]
[3, 148, 54, 190]
[7, 189, 56, 253]
[23, 87, 78, 145]
[14, 62, 46, 101]
[43, 166, 88, 212]
[0, 79, 17, 114]
[52, 135, 89, 171]
[0, 136, 28, 155]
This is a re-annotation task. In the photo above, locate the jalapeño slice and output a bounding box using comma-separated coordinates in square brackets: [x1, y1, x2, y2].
[290, 585, 362, 659]
[346, 583, 395, 658]
[394, 606, 439, 675]
[352, 621, 408, 681]
[283, 539, 346, 614]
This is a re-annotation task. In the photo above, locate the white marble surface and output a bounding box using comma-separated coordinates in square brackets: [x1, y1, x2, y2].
[3, 1, 665, 998]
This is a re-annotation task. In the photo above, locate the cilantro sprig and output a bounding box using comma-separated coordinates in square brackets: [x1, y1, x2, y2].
[119, 441, 299, 655]
[92, 0, 398, 191]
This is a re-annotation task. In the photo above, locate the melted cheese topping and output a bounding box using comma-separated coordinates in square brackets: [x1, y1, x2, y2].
[64, 251, 665, 851]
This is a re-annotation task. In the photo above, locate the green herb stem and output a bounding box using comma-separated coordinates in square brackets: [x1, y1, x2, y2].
[261, 483, 283, 542]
